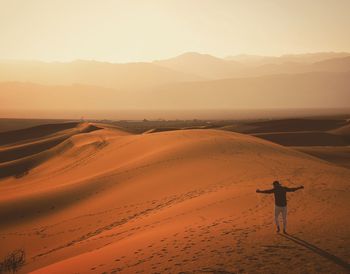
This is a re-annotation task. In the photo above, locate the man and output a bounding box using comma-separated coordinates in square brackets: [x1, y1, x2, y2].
[256, 181, 304, 234]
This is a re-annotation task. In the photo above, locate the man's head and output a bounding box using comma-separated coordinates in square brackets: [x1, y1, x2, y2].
[273, 180, 281, 188]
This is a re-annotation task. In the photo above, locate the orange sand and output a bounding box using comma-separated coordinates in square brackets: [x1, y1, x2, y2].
[0, 123, 349, 273]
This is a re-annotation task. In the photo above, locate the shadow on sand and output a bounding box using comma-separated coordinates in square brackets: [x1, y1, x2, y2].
[279, 233, 350, 271]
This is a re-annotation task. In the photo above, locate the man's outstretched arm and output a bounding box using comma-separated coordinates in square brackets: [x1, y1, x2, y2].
[256, 188, 274, 194]
[285, 186, 304, 192]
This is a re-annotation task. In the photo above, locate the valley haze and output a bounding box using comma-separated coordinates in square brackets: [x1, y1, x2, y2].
[1, 51, 350, 119]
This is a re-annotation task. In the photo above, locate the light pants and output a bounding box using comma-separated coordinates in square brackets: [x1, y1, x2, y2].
[274, 206, 287, 230]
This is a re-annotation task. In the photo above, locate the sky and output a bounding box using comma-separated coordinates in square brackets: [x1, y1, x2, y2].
[1, 0, 350, 62]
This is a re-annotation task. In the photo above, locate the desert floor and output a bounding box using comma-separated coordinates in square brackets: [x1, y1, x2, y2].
[0, 119, 349, 273]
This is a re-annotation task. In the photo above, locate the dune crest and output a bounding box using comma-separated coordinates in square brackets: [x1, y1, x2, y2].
[0, 122, 101, 179]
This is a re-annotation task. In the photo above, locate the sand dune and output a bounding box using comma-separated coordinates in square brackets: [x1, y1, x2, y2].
[0, 118, 74, 133]
[294, 146, 350, 169]
[225, 118, 348, 134]
[223, 118, 350, 167]
[0, 122, 83, 147]
[0, 124, 349, 273]
[251, 125, 350, 148]
[252, 132, 349, 147]
[220, 117, 350, 146]
[0, 123, 100, 178]
[330, 122, 350, 136]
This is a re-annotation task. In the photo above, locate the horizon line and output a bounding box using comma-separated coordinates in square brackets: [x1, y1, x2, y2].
[0, 50, 349, 64]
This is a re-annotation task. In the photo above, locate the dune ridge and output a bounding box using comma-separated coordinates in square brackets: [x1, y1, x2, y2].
[220, 117, 350, 169]
[0, 122, 100, 179]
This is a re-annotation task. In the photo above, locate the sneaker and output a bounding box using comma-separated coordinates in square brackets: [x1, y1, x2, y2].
[283, 230, 287, 234]
[276, 227, 280, 233]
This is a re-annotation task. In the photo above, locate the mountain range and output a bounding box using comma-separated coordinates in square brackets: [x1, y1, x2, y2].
[1, 52, 350, 115]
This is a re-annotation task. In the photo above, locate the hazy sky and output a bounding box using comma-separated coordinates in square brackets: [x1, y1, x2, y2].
[1, 0, 350, 62]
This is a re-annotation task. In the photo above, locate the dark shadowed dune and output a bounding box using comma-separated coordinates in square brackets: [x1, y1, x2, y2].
[330, 122, 350, 136]
[0, 139, 73, 180]
[294, 146, 350, 169]
[0, 123, 100, 162]
[219, 117, 350, 168]
[0, 134, 75, 163]
[0, 123, 100, 178]
[220, 118, 350, 146]
[0, 118, 74, 133]
[228, 118, 348, 134]
[252, 132, 349, 147]
[0, 122, 80, 146]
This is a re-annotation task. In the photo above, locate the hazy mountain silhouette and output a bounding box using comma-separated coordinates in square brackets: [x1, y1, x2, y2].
[2, 71, 349, 112]
[154, 52, 244, 79]
[154, 52, 350, 78]
[231, 56, 350, 77]
[0, 82, 129, 110]
[0, 60, 201, 90]
[225, 52, 350, 65]
[145, 71, 350, 109]
[311, 56, 350, 72]
[1, 52, 349, 87]
[0, 52, 349, 114]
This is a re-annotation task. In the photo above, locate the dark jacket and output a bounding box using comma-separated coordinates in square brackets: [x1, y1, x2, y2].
[258, 186, 301, 206]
